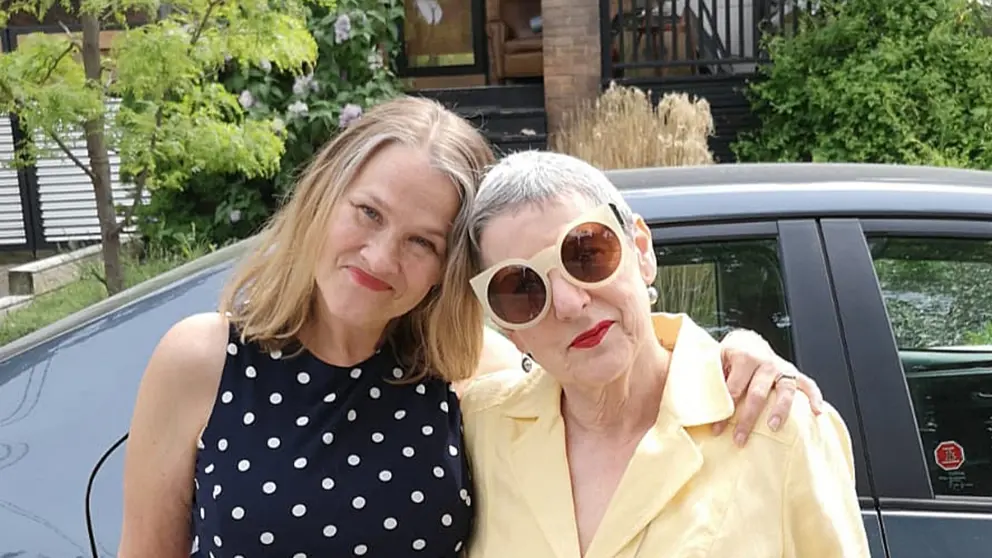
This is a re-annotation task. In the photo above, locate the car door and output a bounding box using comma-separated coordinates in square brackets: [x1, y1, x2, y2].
[646, 218, 886, 556]
[821, 217, 992, 558]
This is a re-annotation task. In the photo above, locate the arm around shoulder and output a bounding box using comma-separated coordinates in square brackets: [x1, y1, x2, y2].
[783, 405, 871, 558]
[117, 312, 229, 558]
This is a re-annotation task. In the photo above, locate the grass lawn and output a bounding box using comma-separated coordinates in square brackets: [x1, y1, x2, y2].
[0, 244, 210, 346]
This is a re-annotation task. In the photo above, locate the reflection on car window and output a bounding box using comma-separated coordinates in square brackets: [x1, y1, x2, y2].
[653, 239, 793, 363]
[868, 236, 992, 498]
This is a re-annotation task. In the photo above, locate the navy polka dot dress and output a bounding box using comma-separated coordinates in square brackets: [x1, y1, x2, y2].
[190, 324, 473, 557]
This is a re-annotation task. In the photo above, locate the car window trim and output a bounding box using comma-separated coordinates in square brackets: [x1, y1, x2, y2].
[859, 218, 992, 237]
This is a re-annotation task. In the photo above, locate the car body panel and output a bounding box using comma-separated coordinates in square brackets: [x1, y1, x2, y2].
[0, 261, 235, 557]
[1, 163, 991, 557]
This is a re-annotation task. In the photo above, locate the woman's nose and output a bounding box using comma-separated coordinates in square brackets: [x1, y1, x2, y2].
[363, 234, 401, 275]
[548, 270, 589, 321]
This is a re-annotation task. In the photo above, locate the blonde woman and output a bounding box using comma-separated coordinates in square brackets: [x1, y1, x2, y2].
[118, 97, 822, 558]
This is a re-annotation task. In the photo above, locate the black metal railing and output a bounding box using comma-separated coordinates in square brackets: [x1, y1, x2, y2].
[601, 0, 810, 82]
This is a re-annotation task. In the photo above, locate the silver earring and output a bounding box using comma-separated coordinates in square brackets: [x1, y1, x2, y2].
[521, 353, 534, 373]
[647, 285, 659, 305]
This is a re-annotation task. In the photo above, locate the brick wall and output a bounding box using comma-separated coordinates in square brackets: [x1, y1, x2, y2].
[541, 0, 602, 138]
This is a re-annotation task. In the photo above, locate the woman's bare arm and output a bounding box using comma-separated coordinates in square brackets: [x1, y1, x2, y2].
[117, 312, 228, 558]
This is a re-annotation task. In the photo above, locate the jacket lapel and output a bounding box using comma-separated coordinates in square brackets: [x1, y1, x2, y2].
[505, 372, 582, 558]
[583, 408, 705, 558]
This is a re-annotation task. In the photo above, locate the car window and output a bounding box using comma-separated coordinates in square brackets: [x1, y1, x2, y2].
[867, 236, 992, 498]
[652, 239, 794, 363]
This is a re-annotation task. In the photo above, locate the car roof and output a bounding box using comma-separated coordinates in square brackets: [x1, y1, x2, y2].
[608, 163, 992, 224]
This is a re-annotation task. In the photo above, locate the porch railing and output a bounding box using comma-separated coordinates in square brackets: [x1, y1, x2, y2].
[601, 0, 813, 82]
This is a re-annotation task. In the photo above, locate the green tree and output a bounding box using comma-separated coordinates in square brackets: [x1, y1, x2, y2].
[734, 0, 992, 168]
[0, 1, 321, 294]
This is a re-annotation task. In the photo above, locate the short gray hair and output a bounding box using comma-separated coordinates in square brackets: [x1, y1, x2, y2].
[468, 151, 635, 263]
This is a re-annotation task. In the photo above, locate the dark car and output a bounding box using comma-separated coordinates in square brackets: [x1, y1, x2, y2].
[1, 162, 990, 557]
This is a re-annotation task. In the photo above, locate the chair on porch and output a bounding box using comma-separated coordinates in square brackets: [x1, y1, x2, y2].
[485, 0, 543, 84]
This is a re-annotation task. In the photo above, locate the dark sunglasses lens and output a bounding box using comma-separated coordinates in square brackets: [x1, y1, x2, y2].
[561, 222, 622, 283]
[487, 265, 547, 325]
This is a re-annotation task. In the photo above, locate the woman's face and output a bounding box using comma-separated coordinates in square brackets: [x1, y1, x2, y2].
[314, 142, 460, 331]
[476, 194, 658, 388]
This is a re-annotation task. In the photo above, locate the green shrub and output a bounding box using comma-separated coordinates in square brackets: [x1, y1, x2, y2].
[138, 0, 404, 250]
[734, 0, 992, 168]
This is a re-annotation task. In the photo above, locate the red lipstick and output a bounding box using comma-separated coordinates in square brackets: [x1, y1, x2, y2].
[348, 267, 391, 292]
[570, 320, 614, 349]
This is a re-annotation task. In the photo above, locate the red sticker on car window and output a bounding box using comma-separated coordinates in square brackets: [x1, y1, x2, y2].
[934, 440, 966, 472]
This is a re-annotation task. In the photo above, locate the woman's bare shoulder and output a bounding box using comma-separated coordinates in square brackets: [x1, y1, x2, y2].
[143, 312, 230, 398]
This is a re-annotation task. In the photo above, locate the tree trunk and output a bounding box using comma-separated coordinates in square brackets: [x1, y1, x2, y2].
[81, 13, 124, 295]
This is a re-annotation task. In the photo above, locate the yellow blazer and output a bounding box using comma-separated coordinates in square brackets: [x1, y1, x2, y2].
[461, 313, 871, 558]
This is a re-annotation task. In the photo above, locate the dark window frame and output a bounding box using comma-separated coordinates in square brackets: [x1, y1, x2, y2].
[823, 217, 992, 514]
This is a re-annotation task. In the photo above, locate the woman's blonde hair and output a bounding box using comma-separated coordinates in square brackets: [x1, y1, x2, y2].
[219, 95, 495, 383]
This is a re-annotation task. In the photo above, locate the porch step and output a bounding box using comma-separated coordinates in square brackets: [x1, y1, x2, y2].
[414, 83, 545, 110]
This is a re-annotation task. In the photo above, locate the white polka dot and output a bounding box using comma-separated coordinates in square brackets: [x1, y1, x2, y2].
[237, 459, 250, 472]
[294, 457, 308, 469]
[411, 490, 425, 503]
[415, 384, 426, 395]
[442, 513, 453, 526]
[270, 349, 282, 359]
[197, 437, 205, 450]
[352, 496, 366, 509]
[263, 481, 277, 494]
[293, 554, 307, 558]
[395, 410, 407, 420]
[217, 438, 228, 451]
[455, 541, 463, 552]
[440, 401, 449, 413]
[269, 392, 283, 405]
[369, 387, 381, 399]
[348, 454, 361, 466]
[351, 368, 362, 379]
[232, 506, 245, 519]
[322, 477, 335, 490]
[292, 504, 307, 517]
[347, 409, 358, 421]
[221, 391, 233, 404]
[322, 432, 334, 445]
[459, 488, 468, 500]
[402, 446, 415, 458]
[413, 539, 426, 550]
[212, 485, 222, 498]
[298, 372, 310, 384]
[433, 466, 445, 478]
[214, 535, 223, 547]
[200, 507, 205, 519]
[267, 437, 281, 449]
[422, 425, 434, 436]
[379, 470, 392, 482]
[392, 367, 404, 379]
[204, 463, 215, 474]
[296, 416, 309, 427]
[245, 366, 257, 378]
[227, 343, 238, 355]
[323, 524, 337, 537]
[371, 432, 384, 443]
[354, 545, 368, 556]
[383, 517, 398, 530]
[260, 531, 274, 544]
[324, 392, 337, 403]
[466, 495, 473, 506]
[449, 445, 458, 456]
[243, 412, 255, 425]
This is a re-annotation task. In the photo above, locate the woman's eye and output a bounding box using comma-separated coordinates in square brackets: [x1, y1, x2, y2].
[358, 204, 381, 222]
[411, 236, 438, 253]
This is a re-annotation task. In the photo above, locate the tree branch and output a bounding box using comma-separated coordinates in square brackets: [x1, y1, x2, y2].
[189, 0, 226, 47]
[57, 21, 84, 51]
[115, 107, 163, 233]
[45, 129, 97, 182]
[39, 41, 79, 85]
